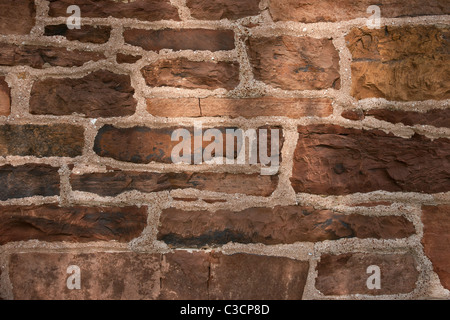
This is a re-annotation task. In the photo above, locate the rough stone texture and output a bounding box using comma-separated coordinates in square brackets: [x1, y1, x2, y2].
[0, 43, 105, 69]
[48, 0, 180, 21]
[269, 0, 450, 23]
[0, 205, 148, 244]
[124, 28, 235, 52]
[141, 58, 240, 90]
[209, 253, 309, 300]
[0, 124, 84, 158]
[160, 251, 210, 300]
[147, 97, 333, 118]
[147, 98, 201, 117]
[186, 0, 261, 20]
[93, 124, 282, 165]
[93, 125, 198, 164]
[0, 164, 60, 201]
[341, 109, 365, 121]
[44, 25, 112, 44]
[365, 108, 450, 128]
[0, 0, 36, 35]
[316, 253, 419, 295]
[347, 26, 450, 101]
[247, 36, 340, 90]
[200, 97, 333, 118]
[9, 252, 161, 300]
[71, 170, 279, 197]
[116, 53, 142, 64]
[157, 206, 415, 247]
[0, 77, 11, 116]
[30, 70, 137, 118]
[421, 205, 450, 290]
[291, 125, 450, 195]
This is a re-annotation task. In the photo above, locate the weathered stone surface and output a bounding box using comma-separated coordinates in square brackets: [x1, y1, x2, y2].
[209, 253, 309, 300]
[141, 58, 240, 90]
[93, 125, 188, 164]
[291, 125, 450, 195]
[160, 251, 210, 300]
[316, 253, 419, 295]
[93, 124, 282, 165]
[44, 24, 111, 44]
[48, 0, 180, 21]
[347, 26, 450, 101]
[0, 205, 147, 244]
[247, 36, 340, 90]
[421, 205, 450, 290]
[0, 164, 60, 201]
[30, 70, 137, 117]
[116, 53, 142, 64]
[147, 97, 333, 118]
[269, 0, 450, 23]
[9, 252, 161, 300]
[124, 28, 235, 52]
[71, 170, 278, 197]
[157, 206, 415, 247]
[147, 98, 201, 117]
[200, 97, 333, 118]
[0, 124, 84, 158]
[0, 0, 35, 35]
[186, 0, 261, 20]
[0, 43, 105, 69]
[0, 77, 11, 116]
[365, 108, 450, 128]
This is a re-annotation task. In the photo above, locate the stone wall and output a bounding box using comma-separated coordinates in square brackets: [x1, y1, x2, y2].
[0, 0, 449, 300]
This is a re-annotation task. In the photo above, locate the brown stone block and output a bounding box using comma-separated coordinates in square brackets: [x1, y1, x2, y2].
[316, 253, 419, 295]
[0, 205, 148, 244]
[247, 36, 340, 90]
[0, 43, 105, 69]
